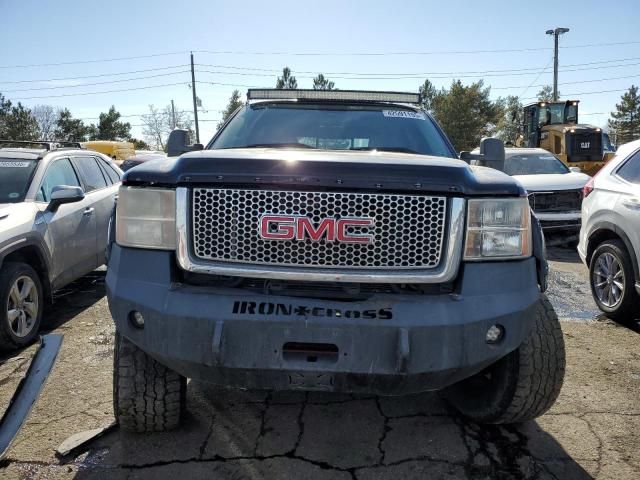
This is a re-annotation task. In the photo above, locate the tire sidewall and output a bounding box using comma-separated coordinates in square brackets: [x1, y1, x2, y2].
[589, 242, 633, 316]
[0, 263, 43, 348]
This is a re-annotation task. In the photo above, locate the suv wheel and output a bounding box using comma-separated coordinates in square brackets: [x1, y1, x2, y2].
[589, 240, 640, 321]
[113, 332, 186, 432]
[0, 262, 43, 350]
[444, 295, 565, 424]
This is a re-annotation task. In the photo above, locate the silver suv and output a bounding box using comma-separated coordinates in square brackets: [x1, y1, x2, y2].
[579, 139, 640, 319]
[0, 141, 121, 349]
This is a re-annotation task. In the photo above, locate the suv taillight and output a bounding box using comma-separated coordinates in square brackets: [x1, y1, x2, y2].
[583, 177, 594, 198]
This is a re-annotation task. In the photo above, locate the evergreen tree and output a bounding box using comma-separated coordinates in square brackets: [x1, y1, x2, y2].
[218, 90, 244, 129]
[536, 85, 558, 102]
[276, 67, 298, 89]
[2, 103, 39, 141]
[430, 80, 501, 152]
[53, 108, 91, 141]
[495, 95, 523, 143]
[0, 93, 13, 138]
[312, 74, 335, 90]
[608, 85, 640, 145]
[93, 106, 131, 141]
[418, 79, 437, 112]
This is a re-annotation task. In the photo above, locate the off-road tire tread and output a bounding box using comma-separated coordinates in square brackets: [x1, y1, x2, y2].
[113, 333, 186, 432]
[589, 240, 640, 321]
[446, 295, 566, 424]
[495, 296, 565, 423]
[0, 262, 43, 350]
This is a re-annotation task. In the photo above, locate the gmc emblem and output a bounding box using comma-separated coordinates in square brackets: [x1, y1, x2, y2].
[259, 215, 374, 244]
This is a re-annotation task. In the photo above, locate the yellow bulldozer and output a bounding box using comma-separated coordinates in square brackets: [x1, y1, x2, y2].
[517, 100, 614, 175]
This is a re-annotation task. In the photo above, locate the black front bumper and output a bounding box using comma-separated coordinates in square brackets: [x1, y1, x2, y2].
[107, 246, 541, 395]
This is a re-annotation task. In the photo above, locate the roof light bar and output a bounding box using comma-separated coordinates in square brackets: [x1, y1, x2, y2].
[247, 89, 421, 104]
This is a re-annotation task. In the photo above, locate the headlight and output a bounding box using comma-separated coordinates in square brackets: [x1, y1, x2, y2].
[115, 186, 176, 249]
[464, 198, 532, 260]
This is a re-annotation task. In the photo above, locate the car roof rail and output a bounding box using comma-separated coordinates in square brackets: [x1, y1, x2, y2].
[0, 140, 84, 151]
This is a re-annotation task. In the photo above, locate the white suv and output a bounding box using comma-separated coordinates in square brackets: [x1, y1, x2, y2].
[579, 139, 640, 319]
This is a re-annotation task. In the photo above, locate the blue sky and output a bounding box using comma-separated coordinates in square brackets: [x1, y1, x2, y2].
[1, 0, 639, 141]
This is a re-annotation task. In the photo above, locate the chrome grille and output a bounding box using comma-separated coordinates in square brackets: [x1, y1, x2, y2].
[191, 188, 447, 269]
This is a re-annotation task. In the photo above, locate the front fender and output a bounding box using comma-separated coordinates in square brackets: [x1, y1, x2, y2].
[531, 213, 548, 292]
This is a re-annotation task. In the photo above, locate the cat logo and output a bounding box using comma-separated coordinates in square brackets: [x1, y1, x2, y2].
[580, 142, 590, 149]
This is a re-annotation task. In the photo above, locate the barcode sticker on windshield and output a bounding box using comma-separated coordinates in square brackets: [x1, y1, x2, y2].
[382, 110, 426, 120]
[0, 161, 30, 167]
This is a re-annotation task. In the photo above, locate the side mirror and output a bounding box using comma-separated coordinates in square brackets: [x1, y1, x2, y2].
[479, 137, 506, 172]
[569, 166, 582, 173]
[167, 129, 204, 157]
[459, 137, 506, 172]
[46, 185, 84, 212]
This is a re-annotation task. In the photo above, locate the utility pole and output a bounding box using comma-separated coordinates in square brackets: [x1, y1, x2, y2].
[545, 27, 570, 102]
[170, 99, 176, 130]
[190, 52, 200, 143]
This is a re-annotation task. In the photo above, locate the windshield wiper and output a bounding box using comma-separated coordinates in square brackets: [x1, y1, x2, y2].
[349, 147, 420, 155]
[242, 143, 316, 149]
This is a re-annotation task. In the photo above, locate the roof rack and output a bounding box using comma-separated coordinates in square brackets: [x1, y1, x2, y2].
[247, 89, 422, 104]
[0, 140, 84, 151]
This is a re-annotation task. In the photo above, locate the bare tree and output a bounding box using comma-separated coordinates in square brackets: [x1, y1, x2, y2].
[141, 105, 167, 150]
[141, 104, 193, 151]
[32, 105, 58, 140]
[162, 104, 192, 133]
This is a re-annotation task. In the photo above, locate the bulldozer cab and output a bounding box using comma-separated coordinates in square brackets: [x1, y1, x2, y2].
[522, 100, 579, 147]
[521, 100, 606, 175]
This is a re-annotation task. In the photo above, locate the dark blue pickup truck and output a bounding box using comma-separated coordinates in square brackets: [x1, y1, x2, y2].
[106, 89, 564, 432]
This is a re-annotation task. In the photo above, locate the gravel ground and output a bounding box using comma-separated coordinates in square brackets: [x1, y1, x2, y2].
[0, 248, 639, 480]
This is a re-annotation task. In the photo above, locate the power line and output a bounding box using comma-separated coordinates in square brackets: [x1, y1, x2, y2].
[2, 55, 639, 89]
[196, 55, 640, 76]
[522, 87, 631, 101]
[0, 65, 189, 85]
[197, 60, 640, 80]
[193, 40, 640, 56]
[2, 71, 190, 93]
[12, 82, 189, 100]
[494, 73, 640, 92]
[519, 57, 554, 97]
[3, 40, 639, 69]
[0, 52, 189, 69]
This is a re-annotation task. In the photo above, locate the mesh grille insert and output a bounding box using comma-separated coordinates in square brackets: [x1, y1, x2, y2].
[192, 188, 447, 269]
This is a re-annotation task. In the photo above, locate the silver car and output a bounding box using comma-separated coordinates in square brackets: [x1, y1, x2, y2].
[0, 141, 121, 349]
[579, 139, 640, 319]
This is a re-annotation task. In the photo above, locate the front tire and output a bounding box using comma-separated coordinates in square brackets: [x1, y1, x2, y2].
[0, 262, 43, 351]
[445, 295, 565, 424]
[589, 240, 640, 321]
[113, 333, 186, 432]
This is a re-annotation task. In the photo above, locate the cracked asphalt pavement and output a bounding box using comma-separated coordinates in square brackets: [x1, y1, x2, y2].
[1, 248, 639, 480]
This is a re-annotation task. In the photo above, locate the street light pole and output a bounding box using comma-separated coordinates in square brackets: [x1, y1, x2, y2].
[546, 28, 570, 102]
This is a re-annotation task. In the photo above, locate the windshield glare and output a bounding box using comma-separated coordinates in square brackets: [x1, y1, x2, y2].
[0, 159, 38, 202]
[210, 103, 455, 158]
[504, 153, 569, 176]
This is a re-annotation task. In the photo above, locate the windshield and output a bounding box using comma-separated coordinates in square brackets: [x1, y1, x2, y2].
[504, 153, 569, 176]
[210, 103, 455, 158]
[0, 159, 38, 202]
[539, 104, 564, 126]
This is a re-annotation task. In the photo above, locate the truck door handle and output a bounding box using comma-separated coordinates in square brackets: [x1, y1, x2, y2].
[83, 207, 95, 216]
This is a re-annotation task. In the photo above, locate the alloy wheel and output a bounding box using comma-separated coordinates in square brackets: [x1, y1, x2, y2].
[592, 252, 625, 308]
[6, 275, 39, 338]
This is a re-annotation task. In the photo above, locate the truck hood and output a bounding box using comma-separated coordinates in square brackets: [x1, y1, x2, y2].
[512, 172, 591, 192]
[123, 148, 525, 196]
